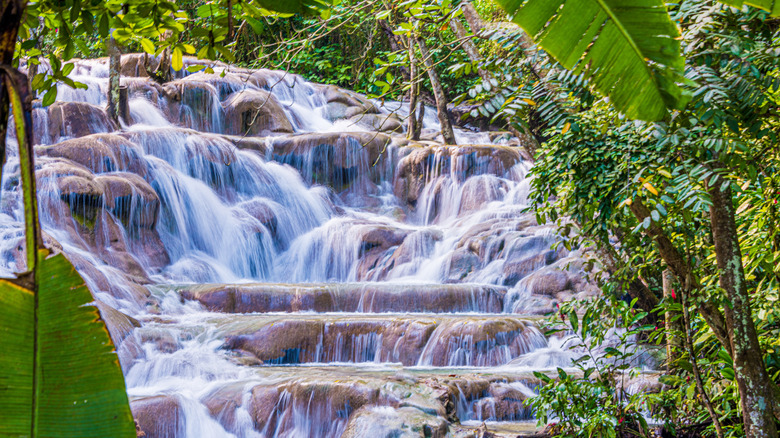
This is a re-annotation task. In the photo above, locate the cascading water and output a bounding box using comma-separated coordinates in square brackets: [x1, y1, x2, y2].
[1, 54, 612, 437]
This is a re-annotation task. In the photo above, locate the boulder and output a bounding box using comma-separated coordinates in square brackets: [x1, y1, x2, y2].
[522, 267, 572, 296]
[121, 53, 159, 78]
[321, 85, 378, 113]
[38, 134, 148, 176]
[341, 406, 449, 438]
[223, 89, 293, 136]
[94, 173, 160, 229]
[458, 176, 508, 214]
[237, 199, 278, 238]
[124, 78, 165, 104]
[419, 318, 545, 367]
[269, 132, 394, 190]
[347, 113, 404, 133]
[162, 79, 222, 132]
[43, 101, 117, 144]
[131, 395, 183, 438]
[502, 251, 558, 287]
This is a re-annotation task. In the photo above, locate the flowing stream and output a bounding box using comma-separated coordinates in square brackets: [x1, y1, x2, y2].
[1, 55, 607, 437]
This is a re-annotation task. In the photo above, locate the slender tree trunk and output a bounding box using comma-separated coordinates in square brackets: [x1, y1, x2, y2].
[227, 0, 233, 40]
[415, 34, 457, 145]
[415, 102, 425, 139]
[107, 35, 122, 125]
[449, 17, 491, 83]
[407, 39, 420, 140]
[708, 182, 777, 438]
[591, 232, 659, 323]
[681, 288, 725, 438]
[379, 20, 411, 82]
[0, 0, 28, 183]
[629, 198, 732, 352]
[662, 269, 683, 369]
[460, 1, 484, 34]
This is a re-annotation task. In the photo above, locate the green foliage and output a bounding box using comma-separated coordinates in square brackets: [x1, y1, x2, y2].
[520, 1, 780, 435]
[16, 0, 333, 103]
[0, 251, 135, 437]
[529, 296, 652, 438]
[492, 0, 689, 121]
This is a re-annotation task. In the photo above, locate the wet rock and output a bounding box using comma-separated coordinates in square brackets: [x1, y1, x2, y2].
[223, 89, 293, 135]
[269, 132, 394, 190]
[473, 384, 533, 421]
[247, 385, 281, 432]
[95, 300, 143, 370]
[44, 101, 117, 144]
[124, 78, 166, 105]
[394, 145, 520, 208]
[223, 315, 541, 367]
[321, 85, 378, 114]
[181, 283, 505, 314]
[458, 176, 508, 214]
[131, 395, 183, 438]
[162, 79, 222, 132]
[389, 229, 442, 267]
[342, 406, 449, 438]
[95, 173, 160, 230]
[502, 251, 558, 287]
[248, 378, 387, 436]
[38, 134, 148, 176]
[448, 248, 481, 282]
[325, 101, 366, 121]
[138, 327, 180, 354]
[348, 113, 404, 133]
[237, 199, 278, 238]
[121, 53, 159, 77]
[202, 383, 246, 433]
[523, 268, 571, 296]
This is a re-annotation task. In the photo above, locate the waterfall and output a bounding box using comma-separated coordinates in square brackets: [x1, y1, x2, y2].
[0, 57, 607, 437]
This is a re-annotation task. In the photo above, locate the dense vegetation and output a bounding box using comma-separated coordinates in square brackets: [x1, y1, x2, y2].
[1, 0, 779, 436]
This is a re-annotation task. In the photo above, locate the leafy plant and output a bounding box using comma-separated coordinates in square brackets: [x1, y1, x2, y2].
[1, 14, 134, 435]
[0, 251, 136, 437]
[529, 297, 654, 438]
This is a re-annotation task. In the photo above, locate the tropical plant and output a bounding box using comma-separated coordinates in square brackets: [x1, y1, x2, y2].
[0, 59, 135, 436]
[517, 2, 780, 436]
[492, 0, 780, 121]
[530, 297, 654, 438]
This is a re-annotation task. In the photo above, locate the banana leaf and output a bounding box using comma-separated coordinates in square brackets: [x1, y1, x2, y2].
[719, 0, 780, 15]
[493, 0, 688, 121]
[0, 249, 135, 437]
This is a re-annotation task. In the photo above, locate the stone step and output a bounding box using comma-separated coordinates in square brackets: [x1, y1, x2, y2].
[130, 365, 543, 438]
[138, 312, 546, 368]
[174, 282, 507, 314]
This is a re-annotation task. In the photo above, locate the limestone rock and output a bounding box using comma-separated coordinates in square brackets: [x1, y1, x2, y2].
[131, 395, 183, 438]
[223, 89, 293, 135]
[43, 101, 117, 144]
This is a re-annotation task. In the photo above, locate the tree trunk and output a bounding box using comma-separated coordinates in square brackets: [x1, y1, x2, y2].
[227, 0, 233, 40]
[0, 0, 28, 184]
[591, 233, 659, 323]
[379, 20, 411, 82]
[415, 35, 457, 145]
[449, 17, 491, 83]
[460, 1, 484, 34]
[407, 39, 420, 140]
[629, 198, 732, 353]
[107, 35, 122, 125]
[708, 182, 777, 437]
[662, 269, 683, 368]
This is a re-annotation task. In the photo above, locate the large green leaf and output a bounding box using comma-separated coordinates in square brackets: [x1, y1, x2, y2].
[719, 0, 780, 15]
[493, 0, 688, 121]
[0, 250, 135, 437]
